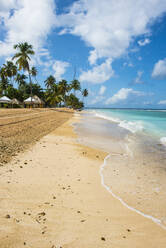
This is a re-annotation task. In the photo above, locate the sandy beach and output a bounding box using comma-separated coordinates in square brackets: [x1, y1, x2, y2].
[0, 108, 73, 165]
[0, 112, 166, 247]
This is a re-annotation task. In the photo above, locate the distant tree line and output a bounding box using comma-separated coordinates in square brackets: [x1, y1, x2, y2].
[0, 42, 88, 109]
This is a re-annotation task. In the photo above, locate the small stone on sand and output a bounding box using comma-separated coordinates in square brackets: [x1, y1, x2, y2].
[5, 214, 10, 219]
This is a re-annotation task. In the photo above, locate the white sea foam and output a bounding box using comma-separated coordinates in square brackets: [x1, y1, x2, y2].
[100, 154, 166, 230]
[95, 112, 144, 133]
[95, 113, 120, 123]
[160, 137, 166, 146]
[118, 120, 143, 133]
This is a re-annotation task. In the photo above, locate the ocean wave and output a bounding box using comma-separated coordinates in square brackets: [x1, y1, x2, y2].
[118, 120, 144, 133]
[160, 137, 166, 146]
[95, 112, 144, 133]
[95, 113, 120, 123]
[146, 109, 166, 112]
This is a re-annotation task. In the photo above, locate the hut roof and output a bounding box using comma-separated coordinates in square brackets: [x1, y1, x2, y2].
[11, 98, 20, 105]
[24, 96, 44, 104]
[0, 96, 11, 103]
[24, 96, 36, 104]
[33, 95, 44, 104]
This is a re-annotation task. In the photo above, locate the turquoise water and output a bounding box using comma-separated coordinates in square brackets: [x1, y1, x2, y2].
[87, 109, 166, 145]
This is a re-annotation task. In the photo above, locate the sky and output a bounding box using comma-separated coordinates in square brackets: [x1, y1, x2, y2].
[0, 0, 166, 108]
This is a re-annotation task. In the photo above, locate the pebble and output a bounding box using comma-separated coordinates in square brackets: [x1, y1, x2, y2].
[5, 214, 10, 219]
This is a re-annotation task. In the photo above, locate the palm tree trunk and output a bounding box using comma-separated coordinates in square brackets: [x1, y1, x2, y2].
[28, 70, 32, 106]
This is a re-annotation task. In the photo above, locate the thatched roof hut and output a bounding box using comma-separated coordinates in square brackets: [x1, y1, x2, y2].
[24, 96, 44, 107]
[33, 95, 45, 104]
[24, 96, 36, 104]
[11, 98, 20, 105]
[0, 96, 11, 103]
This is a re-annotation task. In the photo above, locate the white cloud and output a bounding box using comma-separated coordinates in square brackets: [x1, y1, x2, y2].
[138, 56, 142, 61]
[59, 0, 166, 63]
[89, 86, 107, 105]
[106, 88, 145, 104]
[0, 0, 17, 21]
[158, 100, 166, 105]
[128, 62, 134, 67]
[134, 70, 144, 84]
[52, 60, 70, 81]
[88, 50, 98, 65]
[87, 89, 95, 97]
[152, 58, 166, 79]
[123, 62, 134, 67]
[79, 59, 114, 84]
[99, 86, 106, 95]
[0, 0, 56, 58]
[90, 95, 105, 105]
[138, 38, 151, 46]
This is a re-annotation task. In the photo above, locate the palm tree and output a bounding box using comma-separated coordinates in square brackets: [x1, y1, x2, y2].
[44, 75, 56, 89]
[12, 42, 35, 98]
[16, 73, 27, 87]
[66, 93, 84, 109]
[30, 66, 38, 83]
[0, 67, 9, 94]
[82, 88, 88, 104]
[58, 79, 70, 105]
[3, 61, 17, 84]
[70, 79, 81, 96]
[45, 83, 62, 106]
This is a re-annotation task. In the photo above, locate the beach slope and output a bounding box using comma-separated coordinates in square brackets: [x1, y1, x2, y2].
[0, 115, 166, 248]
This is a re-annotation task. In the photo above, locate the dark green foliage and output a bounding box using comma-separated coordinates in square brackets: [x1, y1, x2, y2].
[66, 93, 84, 109]
[0, 42, 88, 110]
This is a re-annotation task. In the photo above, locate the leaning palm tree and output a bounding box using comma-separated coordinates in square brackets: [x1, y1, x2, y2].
[70, 79, 81, 96]
[44, 75, 56, 89]
[30, 66, 38, 83]
[82, 88, 88, 103]
[12, 42, 35, 98]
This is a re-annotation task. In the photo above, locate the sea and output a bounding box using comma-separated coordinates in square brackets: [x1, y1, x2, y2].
[74, 108, 166, 229]
[91, 108, 166, 145]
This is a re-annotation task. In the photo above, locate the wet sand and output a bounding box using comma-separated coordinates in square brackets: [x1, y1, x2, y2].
[0, 113, 166, 247]
[75, 112, 166, 228]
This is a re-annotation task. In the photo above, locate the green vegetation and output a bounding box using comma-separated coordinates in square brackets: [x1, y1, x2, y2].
[0, 42, 88, 110]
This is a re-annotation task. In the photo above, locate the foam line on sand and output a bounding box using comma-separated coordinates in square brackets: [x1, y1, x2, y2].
[100, 154, 166, 231]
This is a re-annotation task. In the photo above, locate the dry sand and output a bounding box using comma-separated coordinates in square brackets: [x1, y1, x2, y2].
[0, 113, 166, 247]
[0, 108, 73, 165]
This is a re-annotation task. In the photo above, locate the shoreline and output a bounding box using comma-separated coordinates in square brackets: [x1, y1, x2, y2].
[0, 112, 166, 247]
[100, 154, 166, 230]
[75, 111, 166, 229]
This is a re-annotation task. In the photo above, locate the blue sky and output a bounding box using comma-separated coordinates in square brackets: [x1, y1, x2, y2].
[0, 0, 166, 108]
